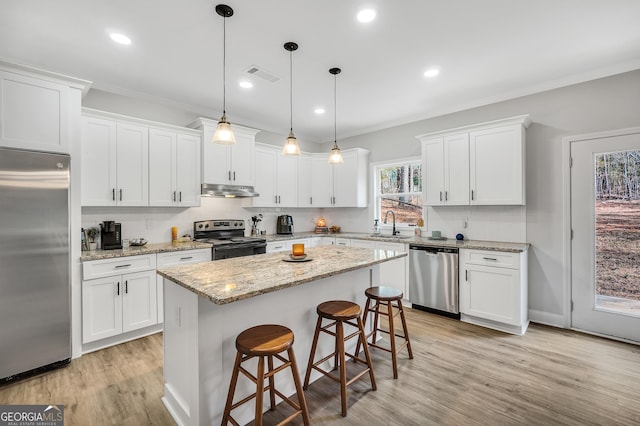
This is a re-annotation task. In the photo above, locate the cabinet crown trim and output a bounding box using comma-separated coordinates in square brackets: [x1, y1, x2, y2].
[0, 59, 92, 93]
[188, 117, 260, 136]
[415, 114, 531, 141]
[82, 108, 200, 135]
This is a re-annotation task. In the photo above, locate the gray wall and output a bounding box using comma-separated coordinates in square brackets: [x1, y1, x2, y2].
[325, 69, 640, 325]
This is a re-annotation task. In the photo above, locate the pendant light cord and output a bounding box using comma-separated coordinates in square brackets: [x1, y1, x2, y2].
[333, 73, 337, 145]
[222, 16, 226, 115]
[290, 49, 293, 132]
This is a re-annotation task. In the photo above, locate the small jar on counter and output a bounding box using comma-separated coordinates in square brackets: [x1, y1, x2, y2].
[171, 226, 178, 242]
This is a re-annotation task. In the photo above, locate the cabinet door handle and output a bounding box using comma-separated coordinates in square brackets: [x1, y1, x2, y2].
[179, 191, 182, 202]
[117, 282, 120, 296]
[310, 197, 312, 205]
[125, 280, 128, 294]
[274, 195, 278, 203]
[278, 195, 281, 204]
[483, 257, 498, 261]
[445, 191, 448, 201]
[233, 171, 236, 181]
[173, 191, 176, 202]
[112, 188, 115, 201]
[471, 189, 474, 200]
[114, 264, 132, 269]
[119, 189, 123, 201]
[180, 256, 193, 261]
[465, 270, 468, 281]
[440, 191, 442, 202]
[228, 171, 231, 181]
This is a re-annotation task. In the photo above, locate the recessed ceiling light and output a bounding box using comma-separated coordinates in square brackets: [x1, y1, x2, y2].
[357, 9, 376, 23]
[109, 33, 131, 45]
[424, 68, 440, 78]
[239, 81, 253, 89]
[314, 107, 325, 115]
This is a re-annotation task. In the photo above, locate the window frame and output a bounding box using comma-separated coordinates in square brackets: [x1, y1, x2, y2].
[372, 157, 423, 231]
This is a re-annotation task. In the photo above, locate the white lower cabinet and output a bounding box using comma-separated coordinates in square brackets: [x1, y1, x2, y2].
[82, 260, 157, 344]
[318, 237, 335, 246]
[156, 249, 211, 323]
[352, 240, 408, 298]
[335, 238, 351, 247]
[459, 248, 528, 335]
[266, 238, 312, 253]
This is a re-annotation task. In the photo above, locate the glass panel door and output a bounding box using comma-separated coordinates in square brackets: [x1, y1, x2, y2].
[571, 132, 640, 342]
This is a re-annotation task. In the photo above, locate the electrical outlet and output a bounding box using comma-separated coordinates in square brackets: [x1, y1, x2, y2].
[146, 219, 154, 229]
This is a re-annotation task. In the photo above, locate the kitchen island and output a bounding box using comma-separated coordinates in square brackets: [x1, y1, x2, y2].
[157, 245, 406, 426]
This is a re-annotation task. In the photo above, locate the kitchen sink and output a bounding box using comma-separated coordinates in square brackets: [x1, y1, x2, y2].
[368, 234, 412, 240]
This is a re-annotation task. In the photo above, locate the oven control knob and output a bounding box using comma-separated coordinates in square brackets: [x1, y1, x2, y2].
[197, 224, 203, 229]
[204, 224, 209, 228]
[235, 222, 240, 227]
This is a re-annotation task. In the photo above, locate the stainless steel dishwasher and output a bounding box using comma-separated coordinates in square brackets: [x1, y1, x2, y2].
[409, 244, 460, 318]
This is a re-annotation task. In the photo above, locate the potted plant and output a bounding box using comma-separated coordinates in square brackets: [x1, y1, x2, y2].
[86, 226, 99, 250]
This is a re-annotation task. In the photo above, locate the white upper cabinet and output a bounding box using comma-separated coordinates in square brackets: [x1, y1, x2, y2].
[310, 148, 369, 208]
[82, 109, 200, 207]
[311, 155, 334, 207]
[149, 128, 201, 207]
[298, 154, 313, 207]
[82, 116, 117, 206]
[418, 115, 530, 207]
[470, 124, 525, 205]
[116, 122, 149, 206]
[81, 116, 148, 206]
[253, 144, 298, 207]
[191, 118, 258, 187]
[0, 63, 88, 153]
[423, 133, 469, 206]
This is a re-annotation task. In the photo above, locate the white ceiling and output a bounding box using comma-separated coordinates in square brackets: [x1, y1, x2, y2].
[1, 1, 640, 143]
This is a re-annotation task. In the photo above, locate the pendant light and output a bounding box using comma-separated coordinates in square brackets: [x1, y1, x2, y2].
[282, 42, 301, 156]
[212, 4, 236, 145]
[328, 67, 344, 164]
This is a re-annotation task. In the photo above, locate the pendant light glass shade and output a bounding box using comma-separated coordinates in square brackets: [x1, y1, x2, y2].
[328, 67, 344, 164]
[283, 130, 301, 155]
[213, 4, 236, 145]
[213, 113, 236, 145]
[282, 42, 300, 156]
[328, 142, 344, 164]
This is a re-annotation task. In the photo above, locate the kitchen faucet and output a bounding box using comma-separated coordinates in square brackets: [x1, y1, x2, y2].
[384, 210, 400, 235]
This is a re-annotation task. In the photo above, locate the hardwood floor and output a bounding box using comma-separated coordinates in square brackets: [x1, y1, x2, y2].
[1, 308, 639, 425]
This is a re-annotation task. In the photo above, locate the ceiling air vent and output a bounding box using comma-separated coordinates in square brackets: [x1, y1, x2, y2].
[245, 65, 280, 83]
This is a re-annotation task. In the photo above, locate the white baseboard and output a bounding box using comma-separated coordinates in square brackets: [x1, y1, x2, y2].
[528, 309, 567, 328]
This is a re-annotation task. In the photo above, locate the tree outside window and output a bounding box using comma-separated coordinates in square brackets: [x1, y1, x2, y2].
[375, 160, 423, 226]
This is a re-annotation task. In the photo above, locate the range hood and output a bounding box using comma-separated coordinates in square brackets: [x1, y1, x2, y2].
[201, 183, 259, 198]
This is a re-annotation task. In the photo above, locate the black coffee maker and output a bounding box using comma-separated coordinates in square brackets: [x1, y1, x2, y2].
[101, 221, 122, 250]
[276, 215, 294, 234]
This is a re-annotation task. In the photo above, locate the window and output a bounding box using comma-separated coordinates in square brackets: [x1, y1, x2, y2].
[374, 159, 423, 227]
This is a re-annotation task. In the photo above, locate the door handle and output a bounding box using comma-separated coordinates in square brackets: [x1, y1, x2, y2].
[173, 191, 176, 202]
[179, 191, 182, 202]
[310, 197, 312, 205]
[440, 191, 442, 202]
[233, 171, 236, 181]
[228, 171, 231, 181]
[471, 189, 474, 200]
[445, 191, 448, 201]
[125, 280, 128, 294]
[465, 270, 468, 281]
[115, 264, 132, 269]
[112, 188, 115, 201]
[119, 189, 123, 201]
[180, 256, 193, 261]
[117, 282, 120, 296]
[482, 257, 498, 261]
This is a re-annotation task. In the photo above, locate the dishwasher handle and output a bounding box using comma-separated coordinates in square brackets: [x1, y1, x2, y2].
[409, 244, 458, 255]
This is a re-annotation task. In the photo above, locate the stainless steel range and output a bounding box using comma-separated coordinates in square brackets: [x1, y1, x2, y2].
[194, 219, 267, 260]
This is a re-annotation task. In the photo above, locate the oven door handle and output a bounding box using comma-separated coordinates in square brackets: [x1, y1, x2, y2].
[214, 242, 267, 251]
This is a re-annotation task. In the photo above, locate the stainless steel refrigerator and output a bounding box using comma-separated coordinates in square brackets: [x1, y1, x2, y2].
[0, 147, 71, 382]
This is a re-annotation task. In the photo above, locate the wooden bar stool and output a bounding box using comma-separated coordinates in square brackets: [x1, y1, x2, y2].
[357, 286, 413, 379]
[303, 300, 376, 417]
[222, 324, 310, 426]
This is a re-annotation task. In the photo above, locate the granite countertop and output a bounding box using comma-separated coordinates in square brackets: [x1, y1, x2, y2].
[265, 232, 529, 253]
[80, 241, 213, 261]
[157, 245, 407, 305]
